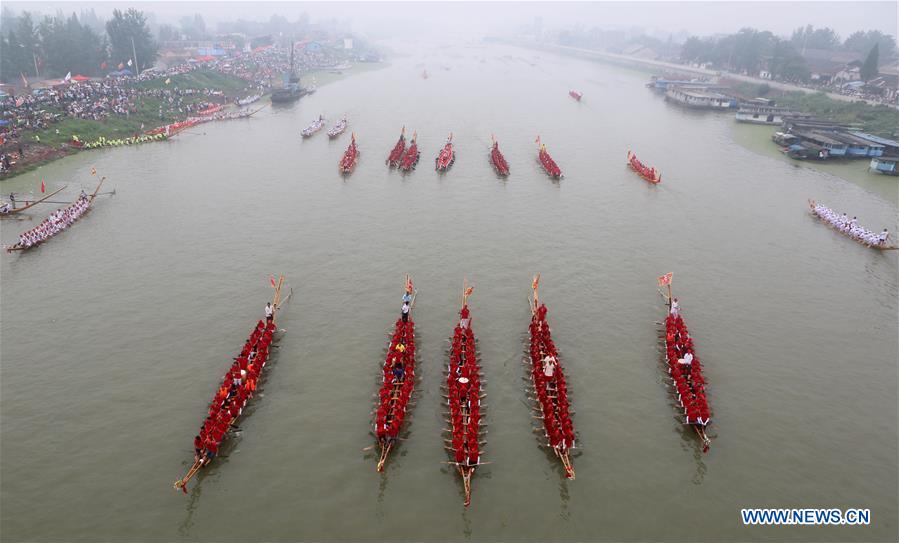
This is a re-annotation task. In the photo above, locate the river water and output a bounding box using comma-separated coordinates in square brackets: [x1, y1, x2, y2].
[2, 42, 897, 542]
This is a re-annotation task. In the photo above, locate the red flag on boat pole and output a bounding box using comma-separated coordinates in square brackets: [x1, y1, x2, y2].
[40, 178, 45, 193]
[270, 275, 276, 288]
[658, 272, 673, 287]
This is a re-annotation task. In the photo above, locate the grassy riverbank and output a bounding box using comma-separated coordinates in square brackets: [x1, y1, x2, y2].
[1, 70, 253, 179]
[730, 82, 899, 137]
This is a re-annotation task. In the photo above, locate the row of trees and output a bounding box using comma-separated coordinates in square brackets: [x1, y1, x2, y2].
[680, 27, 890, 83]
[789, 25, 896, 56]
[681, 29, 812, 82]
[0, 8, 158, 82]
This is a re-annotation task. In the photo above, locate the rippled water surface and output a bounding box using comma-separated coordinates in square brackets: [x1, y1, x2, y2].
[2, 43, 897, 542]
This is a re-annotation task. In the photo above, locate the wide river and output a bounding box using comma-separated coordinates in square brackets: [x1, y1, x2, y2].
[2, 42, 897, 542]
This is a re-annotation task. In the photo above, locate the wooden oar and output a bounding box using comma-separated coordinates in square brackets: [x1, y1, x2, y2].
[2, 184, 68, 214]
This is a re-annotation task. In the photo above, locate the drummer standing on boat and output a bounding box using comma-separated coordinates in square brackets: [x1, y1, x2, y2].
[264, 302, 274, 323]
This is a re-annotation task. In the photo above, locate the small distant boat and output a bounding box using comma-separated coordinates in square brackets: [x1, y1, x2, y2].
[386, 127, 406, 167]
[422, 70, 429, 79]
[237, 94, 261, 106]
[489, 135, 509, 177]
[627, 150, 661, 184]
[301, 115, 326, 138]
[435, 133, 455, 172]
[339, 133, 359, 175]
[399, 131, 421, 172]
[328, 117, 348, 139]
[535, 136, 562, 179]
[569, 90, 583, 101]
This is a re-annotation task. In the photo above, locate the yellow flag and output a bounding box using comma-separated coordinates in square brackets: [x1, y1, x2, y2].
[165, 78, 171, 85]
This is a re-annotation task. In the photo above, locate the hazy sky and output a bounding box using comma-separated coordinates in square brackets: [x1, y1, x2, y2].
[4, 1, 897, 41]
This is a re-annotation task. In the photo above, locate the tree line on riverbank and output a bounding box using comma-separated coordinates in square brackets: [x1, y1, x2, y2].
[680, 27, 894, 83]
[1, 8, 158, 81]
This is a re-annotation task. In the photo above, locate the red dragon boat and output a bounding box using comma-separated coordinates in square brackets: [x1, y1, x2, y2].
[535, 136, 563, 179]
[435, 133, 455, 172]
[386, 127, 406, 167]
[374, 275, 417, 471]
[527, 274, 575, 479]
[658, 273, 712, 452]
[174, 276, 291, 493]
[339, 133, 359, 175]
[489, 135, 510, 177]
[444, 282, 484, 507]
[399, 131, 421, 172]
[627, 150, 661, 184]
[569, 90, 583, 101]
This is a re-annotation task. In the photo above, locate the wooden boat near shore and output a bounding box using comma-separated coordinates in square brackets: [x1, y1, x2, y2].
[5, 177, 107, 252]
[443, 281, 484, 507]
[174, 276, 291, 493]
[374, 276, 417, 471]
[808, 200, 896, 250]
[658, 274, 712, 452]
[386, 127, 406, 167]
[0, 184, 68, 217]
[627, 150, 661, 184]
[527, 274, 576, 479]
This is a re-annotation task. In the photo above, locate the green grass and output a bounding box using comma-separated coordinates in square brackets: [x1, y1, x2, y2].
[775, 92, 899, 137]
[728, 82, 899, 137]
[29, 70, 248, 146]
[133, 69, 249, 93]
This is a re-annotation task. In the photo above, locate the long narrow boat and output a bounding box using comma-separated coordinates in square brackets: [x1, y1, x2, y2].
[627, 150, 661, 184]
[301, 115, 326, 137]
[328, 116, 348, 139]
[0, 184, 68, 217]
[443, 281, 484, 507]
[5, 178, 106, 252]
[658, 273, 712, 452]
[174, 276, 291, 493]
[386, 127, 406, 167]
[535, 136, 563, 179]
[808, 199, 896, 250]
[339, 133, 359, 175]
[399, 131, 421, 172]
[435, 133, 455, 172]
[527, 274, 575, 479]
[374, 275, 417, 471]
[489, 135, 509, 177]
[237, 94, 261, 107]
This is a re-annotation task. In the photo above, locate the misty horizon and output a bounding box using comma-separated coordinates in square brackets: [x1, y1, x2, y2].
[3, 1, 897, 44]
